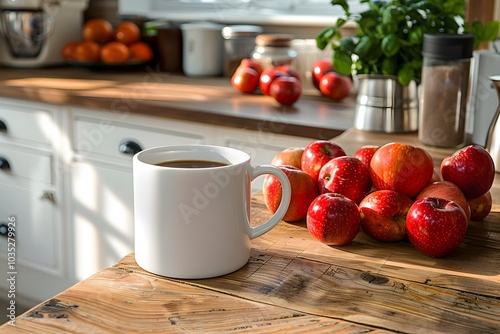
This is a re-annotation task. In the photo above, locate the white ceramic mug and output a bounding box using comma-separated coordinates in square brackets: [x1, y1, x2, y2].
[133, 145, 291, 279]
[180, 22, 224, 76]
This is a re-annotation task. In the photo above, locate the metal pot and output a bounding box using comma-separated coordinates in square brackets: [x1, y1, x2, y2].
[354, 74, 418, 133]
[0, 10, 54, 58]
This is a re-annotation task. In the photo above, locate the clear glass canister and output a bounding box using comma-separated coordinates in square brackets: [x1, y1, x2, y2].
[251, 34, 297, 69]
[418, 34, 474, 148]
[222, 25, 263, 77]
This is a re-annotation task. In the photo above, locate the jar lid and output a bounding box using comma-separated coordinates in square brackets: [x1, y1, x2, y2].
[180, 21, 223, 31]
[422, 34, 474, 60]
[255, 34, 293, 47]
[222, 25, 263, 39]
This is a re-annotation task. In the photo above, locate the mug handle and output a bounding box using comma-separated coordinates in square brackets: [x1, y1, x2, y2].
[248, 165, 291, 239]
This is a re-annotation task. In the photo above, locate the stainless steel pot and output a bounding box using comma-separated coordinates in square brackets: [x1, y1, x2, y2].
[0, 10, 53, 58]
[354, 74, 418, 133]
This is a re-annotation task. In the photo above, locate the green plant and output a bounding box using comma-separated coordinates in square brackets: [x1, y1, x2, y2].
[317, 0, 500, 86]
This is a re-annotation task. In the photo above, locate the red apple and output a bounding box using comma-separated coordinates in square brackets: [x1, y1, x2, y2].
[467, 191, 492, 221]
[231, 67, 260, 94]
[429, 169, 441, 184]
[317, 156, 372, 204]
[319, 72, 352, 101]
[312, 58, 334, 90]
[306, 193, 361, 245]
[370, 142, 434, 198]
[262, 165, 318, 222]
[271, 147, 304, 169]
[352, 145, 380, 169]
[416, 180, 471, 221]
[301, 140, 346, 182]
[406, 197, 468, 257]
[359, 190, 413, 242]
[270, 76, 302, 106]
[259, 67, 287, 96]
[440, 145, 495, 199]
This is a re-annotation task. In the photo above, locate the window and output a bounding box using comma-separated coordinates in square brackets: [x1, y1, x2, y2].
[118, 0, 368, 27]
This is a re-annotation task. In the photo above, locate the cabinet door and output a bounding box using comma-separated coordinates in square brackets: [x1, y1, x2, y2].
[0, 183, 61, 274]
[70, 159, 134, 280]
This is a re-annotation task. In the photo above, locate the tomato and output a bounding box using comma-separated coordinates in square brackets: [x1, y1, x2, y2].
[269, 76, 302, 106]
[311, 58, 334, 90]
[319, 72, 351, 101]
[128, 41, 153, 62]
[100, 41, 131, 64]
[72, 41, 100, 62]
[231, 67, 260, 94]
[259, 67, 287, 96]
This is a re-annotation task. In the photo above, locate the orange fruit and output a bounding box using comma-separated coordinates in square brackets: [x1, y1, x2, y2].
[100, 41, 131, 64]
[128, 41, 153, 62]
[61, 41, 79, 60]
[82, 18, 113, 43]
[114, 21, 140, 45]
[72, 41, 101, 62]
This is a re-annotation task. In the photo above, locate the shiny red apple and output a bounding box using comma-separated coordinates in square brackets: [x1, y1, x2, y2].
[317, 156, 372, 204]
[262, 165, 318, 222]
[440, 145, 495, 199]
[370, 142, 434, 198]
[270, 76, 302, 106]
[467, 191, 492, 221]
[406, 197, 468, 257]
[416, 180, 471, 221]
[270, 147, 304, 169]
[275, 64, 301, 81]
[238, 58, 264, 75]
[301, 140, 346, 182]
[306, 193, 361, 245]
[319, 71, 352, 101]
[359, 189, 413, 242]
[352, 145, 380, 169]
[231, 66, 260, 94]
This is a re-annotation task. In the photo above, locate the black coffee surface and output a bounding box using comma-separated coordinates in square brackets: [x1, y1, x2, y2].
[155, 160, 228, 168]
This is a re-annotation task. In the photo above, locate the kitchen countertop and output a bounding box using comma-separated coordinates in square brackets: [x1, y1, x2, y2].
[0, 66, 357, 139]
[1, 129, 499, 333]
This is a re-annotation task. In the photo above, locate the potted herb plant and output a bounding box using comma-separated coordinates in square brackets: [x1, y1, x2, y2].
[316, 0, 499, 132]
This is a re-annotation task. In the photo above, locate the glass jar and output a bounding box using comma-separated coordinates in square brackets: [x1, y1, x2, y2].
[418, 34, 474, 148]
[251, 34, 297, 69]
[222, 25, 263, 77]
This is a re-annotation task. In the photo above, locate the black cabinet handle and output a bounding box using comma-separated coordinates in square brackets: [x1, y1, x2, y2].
[0, 224, 7, 237]
[0, 120, 6, 132]
[119, 140, 143, 155]
[0, 157, 10, 170]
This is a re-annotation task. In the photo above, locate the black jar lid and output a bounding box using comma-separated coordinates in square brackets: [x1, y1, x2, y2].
[422, 34, 474, 60]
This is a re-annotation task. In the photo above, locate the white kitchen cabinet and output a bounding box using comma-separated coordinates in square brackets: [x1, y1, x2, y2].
[0, 98, 67, 304]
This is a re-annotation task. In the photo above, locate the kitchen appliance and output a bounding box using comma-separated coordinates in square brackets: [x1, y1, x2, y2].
[0, 0, 89, 67]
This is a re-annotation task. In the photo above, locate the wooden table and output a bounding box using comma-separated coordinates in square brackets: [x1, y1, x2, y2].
[2, 129, 499, 333]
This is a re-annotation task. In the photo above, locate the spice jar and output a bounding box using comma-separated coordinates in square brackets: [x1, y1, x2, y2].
[418, 34, 474, 148]
[222, 25, 263, 77]
[251, 34, 297, 69]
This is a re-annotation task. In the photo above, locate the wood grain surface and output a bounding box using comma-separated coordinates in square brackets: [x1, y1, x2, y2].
[1, 129, 498, 333]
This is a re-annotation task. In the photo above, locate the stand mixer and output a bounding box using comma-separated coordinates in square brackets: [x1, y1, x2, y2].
[0, 0, 89, 67]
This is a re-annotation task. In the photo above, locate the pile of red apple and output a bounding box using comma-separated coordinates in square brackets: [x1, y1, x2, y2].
[263, 140, 495, 258]
[230, 58, 352, 106]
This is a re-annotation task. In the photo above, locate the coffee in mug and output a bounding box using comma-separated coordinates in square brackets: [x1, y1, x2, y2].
[133, 145, 291, 279]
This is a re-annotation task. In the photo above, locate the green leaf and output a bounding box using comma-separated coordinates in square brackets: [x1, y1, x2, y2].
[381, 34, 400, 57]
[397, 64, 414, 86]
[482, 21, 500, 41]
[333, 50, 353, 76]
[331, 0, 350, 15]
[316, 26, 338, 50]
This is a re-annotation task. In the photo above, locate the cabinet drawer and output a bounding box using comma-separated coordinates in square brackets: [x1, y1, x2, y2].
[0, 183, 61, 273]
[0, 102, 54, 147]
[0, 146, 52, 184]
[74, 116, 209, 161]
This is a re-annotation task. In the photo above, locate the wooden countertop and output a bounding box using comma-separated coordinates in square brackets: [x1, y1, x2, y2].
[2, 129, 499, 333]
[0, 66, 356, 139]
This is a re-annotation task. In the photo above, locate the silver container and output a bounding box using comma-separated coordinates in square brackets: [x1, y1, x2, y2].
[354, 74, 418, 133]
[485, 75, 500, 172]
[0, 10, 53, 58]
